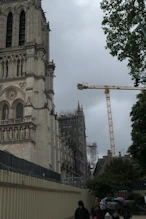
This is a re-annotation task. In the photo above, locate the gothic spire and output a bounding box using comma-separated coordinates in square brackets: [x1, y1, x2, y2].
[81, 104, 83, 111]
[77, 100, 81, 112]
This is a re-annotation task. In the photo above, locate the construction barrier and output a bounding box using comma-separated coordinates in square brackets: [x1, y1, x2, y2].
[0, 170, 93, 219]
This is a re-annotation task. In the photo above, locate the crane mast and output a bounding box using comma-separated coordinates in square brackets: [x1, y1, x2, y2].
[77, 83, 145, 157]
[104, 88, 115, 155]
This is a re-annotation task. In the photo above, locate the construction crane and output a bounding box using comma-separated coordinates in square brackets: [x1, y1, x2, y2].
[77, 83, 146, 156]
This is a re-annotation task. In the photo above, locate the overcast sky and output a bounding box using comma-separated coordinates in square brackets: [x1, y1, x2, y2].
[42, 0, 140, 158]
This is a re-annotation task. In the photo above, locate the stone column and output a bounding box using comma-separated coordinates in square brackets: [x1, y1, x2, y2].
[11, 57, 15, 78]
[0, 59, 3, 79]
[25, 126, 30, 139]
[13, 13, 19, 47]
[22, 59, 26, 76]
[9, 128, 13, 141]
[3, 59, 6, 78]
[9, 107, 12, 120]
[8, 59, 12, 78]
[1, 129, 4, 141]
[19, 58, 22, 76]
[14, 128, 18, 140]
[26, 52, 35, 74]
[30, 125, 34, 140]
[13, 59, 17, 77]
[12, 128, 15, 141]
[20, 127, 23, 140]
[4, 129, 7, 141]
[0, 14, 7, 49]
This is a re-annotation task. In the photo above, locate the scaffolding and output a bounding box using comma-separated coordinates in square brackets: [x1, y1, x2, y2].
[58, 105, 87, 179]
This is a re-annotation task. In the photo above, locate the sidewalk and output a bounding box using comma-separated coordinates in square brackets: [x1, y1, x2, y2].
[131, 216, 146, 219]
[90, 215, 146, 219]
[119, 216, 146, 219]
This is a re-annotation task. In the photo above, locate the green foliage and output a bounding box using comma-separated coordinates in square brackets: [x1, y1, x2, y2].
[128, 91, 146, 170]
[87, 172, 131, 198]
[87, 158, 141, 198]
[100, 0, 146, 82]
[141, 175, 146, 180]
[128, 193, 144, 204]
[104, 158, 142, 180]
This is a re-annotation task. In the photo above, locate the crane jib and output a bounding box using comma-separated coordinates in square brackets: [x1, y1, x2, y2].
[77, 83, 146, 156]
[77, 84, 145, 90]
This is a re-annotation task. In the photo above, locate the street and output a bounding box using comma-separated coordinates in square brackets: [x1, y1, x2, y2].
[89, 216, 146, 219]
[132, 217, 145, 219]
[126, 217, 145, 219]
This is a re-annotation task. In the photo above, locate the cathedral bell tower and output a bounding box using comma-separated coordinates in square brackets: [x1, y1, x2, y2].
[0, 0, 56, 169]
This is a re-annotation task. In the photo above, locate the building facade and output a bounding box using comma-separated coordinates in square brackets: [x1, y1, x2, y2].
[58, 102, 88, 180]
[93, 151, 131, 177]
[0, 0, 74, 176]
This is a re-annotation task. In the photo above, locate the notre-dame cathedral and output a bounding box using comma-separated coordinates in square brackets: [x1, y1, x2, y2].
[0, 0, 75, 176]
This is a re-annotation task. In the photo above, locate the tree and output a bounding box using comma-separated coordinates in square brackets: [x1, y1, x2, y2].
[104, 157, 142, 180]
[128, 90, 146, 170]
[100, 0, 146, 85]
[87, 158, 142, 197]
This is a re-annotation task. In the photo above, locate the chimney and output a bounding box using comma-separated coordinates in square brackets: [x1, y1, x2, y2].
[107, 150, 112, 157]
[119, 152, 121, 157]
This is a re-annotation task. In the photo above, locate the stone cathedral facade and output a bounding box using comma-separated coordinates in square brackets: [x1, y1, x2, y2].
[0, 0, 74, 175]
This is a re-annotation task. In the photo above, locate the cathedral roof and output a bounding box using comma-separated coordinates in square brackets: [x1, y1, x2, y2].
[77, 100, 81, 112]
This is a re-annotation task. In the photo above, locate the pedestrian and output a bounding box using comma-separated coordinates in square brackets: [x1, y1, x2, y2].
[91, 197, 104, 219]
[122, 206, 132, 219]
[75, 200, 90, 219]
[144, 194, 146, 204]
[105, 212, 112, 219]
[111, 210, 120, 219]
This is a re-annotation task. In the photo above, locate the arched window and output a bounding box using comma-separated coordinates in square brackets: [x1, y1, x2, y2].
[6, 61, 8, 78]
[6, 12, 13, 48]
[19, 10, 25, 46]
[2, 105, 9, 120]
[17, 60, 20, 76]
[21, 61, 23, 76]
[16, 103, 23, 118]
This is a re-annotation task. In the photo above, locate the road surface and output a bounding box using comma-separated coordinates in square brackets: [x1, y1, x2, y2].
[90, 216, 145, 219]
[119, 217, 145, 219]
[131, 216, 145, 219]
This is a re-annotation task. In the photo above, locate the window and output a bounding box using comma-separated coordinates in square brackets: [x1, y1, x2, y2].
[19, 10, 25, 46]
[16, 103, 23, 118]
[21, 61, 23, 76]
[6, 12, 13, 48]
[6, 61, 8, 78]
[17, 60, 20, 76]
[2, 105, 9, 120]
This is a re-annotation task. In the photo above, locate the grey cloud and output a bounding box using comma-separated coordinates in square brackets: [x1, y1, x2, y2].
[42, 0, 138, 157]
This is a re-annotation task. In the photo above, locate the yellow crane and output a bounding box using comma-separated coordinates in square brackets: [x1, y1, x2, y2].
[77, 83, 145, 156]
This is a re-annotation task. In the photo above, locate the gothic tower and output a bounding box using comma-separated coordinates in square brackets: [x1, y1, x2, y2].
[0, 0, 57, 171]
